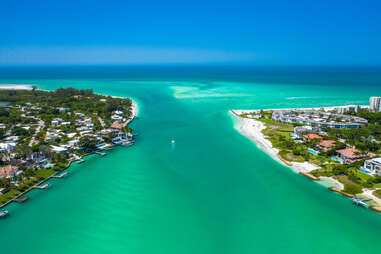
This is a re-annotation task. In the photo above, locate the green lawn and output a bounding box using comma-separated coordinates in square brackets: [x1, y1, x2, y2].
[35, 168, 56, 179]
[336, 175, 363, 194]
[0, 189, 21, 205]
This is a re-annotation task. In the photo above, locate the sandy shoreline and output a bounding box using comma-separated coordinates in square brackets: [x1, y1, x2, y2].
[230, 110, 352, 193]
[231, 110, 318, 173]
[0, 84, 33, 90]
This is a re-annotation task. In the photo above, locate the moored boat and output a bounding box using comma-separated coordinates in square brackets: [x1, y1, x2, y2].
[352, 197, 368, 207]
[0, 210, 9, 218]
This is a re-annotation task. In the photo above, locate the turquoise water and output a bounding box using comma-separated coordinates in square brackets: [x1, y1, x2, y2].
[1, 67, 381, 253]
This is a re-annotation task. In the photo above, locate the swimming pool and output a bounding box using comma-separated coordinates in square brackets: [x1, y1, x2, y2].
[360, 168, 371, 174]
[308, 148, 319, 155]
[331, 157, 344, 164]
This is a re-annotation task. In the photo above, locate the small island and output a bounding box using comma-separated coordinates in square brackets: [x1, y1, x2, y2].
[232, 99, 381, 213]
[0, 87, 137, 210]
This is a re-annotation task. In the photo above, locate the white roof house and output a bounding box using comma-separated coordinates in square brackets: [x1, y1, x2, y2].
[68, 139, 80, 147]
[111, 115, 123, 120]
[361, 158, 381, 175]
[51, 120, 60, 126]
[0, 142, 17, 152]
[51, 145, 68, 153]
[67, 133, 77, 138]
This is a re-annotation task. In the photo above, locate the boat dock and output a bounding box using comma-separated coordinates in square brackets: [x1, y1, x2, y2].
[14, 196, 29, 203]
[51, 172, 68, 178]
[33, 184, 49, 189]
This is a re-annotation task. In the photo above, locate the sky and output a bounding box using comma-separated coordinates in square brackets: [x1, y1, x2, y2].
[0, 0, 380, 66]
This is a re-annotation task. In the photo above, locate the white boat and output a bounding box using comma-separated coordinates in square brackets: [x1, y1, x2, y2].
[171, 140, 176, 144]
[0, 210, 9, 217]
[352, 197, 368, 207]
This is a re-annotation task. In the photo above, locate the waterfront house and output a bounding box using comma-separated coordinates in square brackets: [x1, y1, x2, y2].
[336, 147, 367, 163]
[317, 140, 336, 152]
[0, 142, 17, 153]
[111, 137, 123, 144]
[111, 121, 123, 130]
[51, 145, 68, 153]
[0, 165, 20, 178]
[361, 158, 381, 175]
[303, 134, 323, 142]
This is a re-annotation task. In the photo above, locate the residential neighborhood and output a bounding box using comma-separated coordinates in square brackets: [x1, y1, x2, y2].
[0, 88, 136, 205]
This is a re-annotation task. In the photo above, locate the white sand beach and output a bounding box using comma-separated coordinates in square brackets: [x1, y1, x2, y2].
[230, 109, 360, 191]
[0, 84, 33, 90]
[131, 99, 139, 118]
[231, 109, 318, 173]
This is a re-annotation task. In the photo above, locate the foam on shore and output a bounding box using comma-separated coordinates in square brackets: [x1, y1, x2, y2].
[0, 84, 33, 90]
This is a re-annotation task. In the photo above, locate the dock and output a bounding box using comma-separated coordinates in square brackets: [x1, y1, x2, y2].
[122, 140, 134, 146]
[370, 206, 381, 213]
[14, 196, 29, 203]
[299, 172, 320, 181]
[51, 172, 68, 178]
[33, 184, 49, 189]
[76, 159, 85, 164]
[95, 151, 106, 156]
[328, 187, 354, 198]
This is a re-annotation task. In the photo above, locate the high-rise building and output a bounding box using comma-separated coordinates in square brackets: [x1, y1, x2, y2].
[370, 97, 381, 112]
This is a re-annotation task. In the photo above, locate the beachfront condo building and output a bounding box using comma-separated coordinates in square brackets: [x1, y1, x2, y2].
[370, 97, 381, 112]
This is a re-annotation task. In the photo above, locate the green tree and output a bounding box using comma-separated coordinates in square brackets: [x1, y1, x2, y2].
[78, 136, 97, 152]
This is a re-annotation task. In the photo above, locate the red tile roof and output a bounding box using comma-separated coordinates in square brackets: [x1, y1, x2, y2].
[110, 121, 123, 129]
[303, 134, 323, 140]
[0, 165, 19, 177]
[319, 140, 336, 148]
[336, 147, 362, 159]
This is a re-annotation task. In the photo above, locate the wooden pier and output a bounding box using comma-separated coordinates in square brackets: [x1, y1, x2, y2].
[328, 187, 354, 198]
[14, 196, 29, 203]
[33, 184, 49, 189]
[299, 172, 320, 181]
[51, 172, 68, 178]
